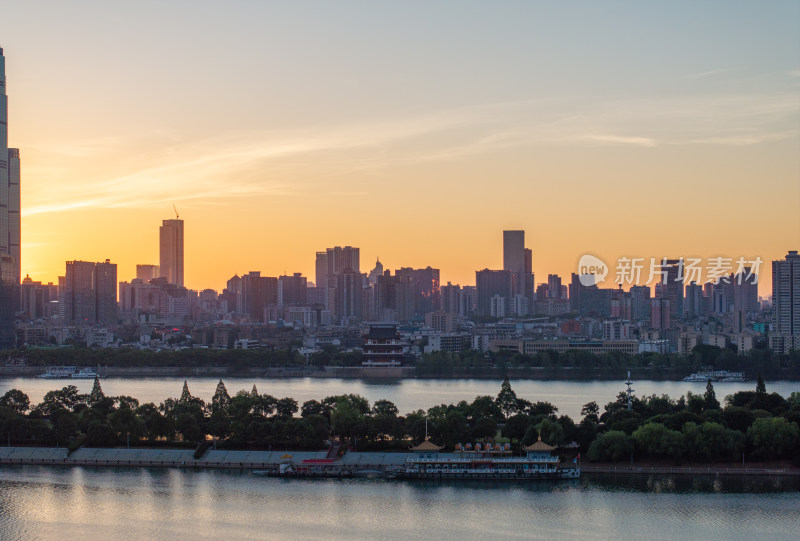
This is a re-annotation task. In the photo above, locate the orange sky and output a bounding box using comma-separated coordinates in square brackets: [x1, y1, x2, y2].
[2, 2, 798, 296]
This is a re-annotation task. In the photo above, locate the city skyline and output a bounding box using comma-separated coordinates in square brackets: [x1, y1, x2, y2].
[0, 3, 797, 293]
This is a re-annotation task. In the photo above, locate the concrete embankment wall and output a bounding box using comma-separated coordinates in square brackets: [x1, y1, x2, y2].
[0, 447, 417, 470]
[0, 447, 329, 469]
[3, 448, 798, 476]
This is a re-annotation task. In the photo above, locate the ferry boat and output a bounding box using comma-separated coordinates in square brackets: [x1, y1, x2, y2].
[683, 370, 746, 382]
[392, 437, 580, 480]
[38, 366, 101, 379]
[39, 366, 78, 379]
[71, 368, 100, 379]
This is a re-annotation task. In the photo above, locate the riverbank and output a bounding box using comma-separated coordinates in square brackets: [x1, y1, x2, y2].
[2, 447, 798, 477]
[4, 365, 794, 381]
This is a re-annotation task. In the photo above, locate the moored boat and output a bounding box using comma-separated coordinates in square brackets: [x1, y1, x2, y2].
[392, 437, 580, 480]
[38, 366, 77, 379]
[683, 370, 745, 382]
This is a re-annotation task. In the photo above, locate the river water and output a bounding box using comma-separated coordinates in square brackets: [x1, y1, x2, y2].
[1, 377, 796, 419]
[0, 466, 797, 540]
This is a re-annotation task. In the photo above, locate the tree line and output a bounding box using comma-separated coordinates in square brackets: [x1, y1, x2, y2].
[0, 376, 798, 464]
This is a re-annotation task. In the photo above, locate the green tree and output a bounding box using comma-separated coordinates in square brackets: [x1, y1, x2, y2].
[536, 418, 565, 446]
[275, 397, 299, 418]
[703, 380, 720, 411]
[211, 380, 231, 413]
[0, 389, 30, 415]
[473, 417, 498, 440]
[301, 400, 325, 418]
[587, 430, 632, 462]
[755, 374, 766, 395]
[682, 422, 741, 462]
[496, 376, 518, 420]
[747, 417, 799, 460]
[632, 422, 685, 459]
[501, 413, 530, 442]
[580, 401, 600, 424]
[371, 399, 399, 417]
[179, 380, 192, 403]
[89, 376, 105, 406]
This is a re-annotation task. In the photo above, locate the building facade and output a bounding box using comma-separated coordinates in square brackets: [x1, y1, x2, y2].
[771, 250, 800, 354]
[159, 219, 184, 287]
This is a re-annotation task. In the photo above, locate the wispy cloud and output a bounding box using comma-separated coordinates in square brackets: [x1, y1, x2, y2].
[21, 89, 799, 217]
[581, 135, 657, 147]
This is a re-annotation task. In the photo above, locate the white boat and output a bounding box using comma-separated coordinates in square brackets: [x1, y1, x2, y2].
[683, 370, 745, 382]
[71, 368, 100, 379]
[38, 366, 77, 379]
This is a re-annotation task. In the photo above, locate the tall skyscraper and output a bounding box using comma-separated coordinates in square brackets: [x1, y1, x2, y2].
[0, 48, 21, 286]
[660, 258, 685, 321]
[0, 47, 9, 257]
[7, 148, 19, 282]
[503, 230, 534, 312]
[159, 219, 184, 287]
[503, 231, 525, 274]
[772, 251, 800, 347]
[0, 254, 15, 349]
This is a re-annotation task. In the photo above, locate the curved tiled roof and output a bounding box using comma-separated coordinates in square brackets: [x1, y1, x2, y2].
[523, 435, 556, 452]
[409, 439, 444, 452]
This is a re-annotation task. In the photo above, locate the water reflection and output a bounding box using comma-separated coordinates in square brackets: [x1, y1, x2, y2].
[0, 467, 798, 541]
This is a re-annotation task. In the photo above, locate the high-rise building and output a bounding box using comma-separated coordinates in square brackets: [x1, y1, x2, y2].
[441, 282, 461, 315]
[503, 230, 534, 307]
[0, 48, 21, 287]
[240, 271, 278, 322]
[0, 254, 15, 349]
[732, 268, 759, 314]
[395, 266, 441, 317]
[476, 269, 513, 317]
[7, 148, 19, 283]
[503, 231, 525, 275]
[63, 260, 118, 326]
[136, 264, 159, 283]
[316, 246, 359, 312]
[547, 274, 562, 299]
[336, 270, 364, 321]
[159, 219, 184, 287]
[0, 48, 9, 257]
[95, 259, 118, 326]
[772, 251, 800, 343]
[651, 297, 671, 330]
[684, 281, 704, 319]
[660, 258, 685, 321]
[278, 273, 308, 306]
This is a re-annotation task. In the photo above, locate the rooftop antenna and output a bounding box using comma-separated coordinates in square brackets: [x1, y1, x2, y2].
[173, 203, 180, 220]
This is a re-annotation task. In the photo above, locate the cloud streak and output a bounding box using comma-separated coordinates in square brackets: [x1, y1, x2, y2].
[22, 90, 799, 217]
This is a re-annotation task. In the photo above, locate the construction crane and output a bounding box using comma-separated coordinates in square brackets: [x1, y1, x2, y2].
[173, 204, 180, 220]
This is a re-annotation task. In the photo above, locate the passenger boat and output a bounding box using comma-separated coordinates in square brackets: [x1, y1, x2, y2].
[391, 437, 580, 480]
[71, 368, 100, 379]
[38, 366, 101, 379]
[683, 370, 745, 382]
[38, 366, 77, 379]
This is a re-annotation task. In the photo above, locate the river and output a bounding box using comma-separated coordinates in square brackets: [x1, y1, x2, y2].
[0, 466, 797, 540]
[0, 377, 796, 419]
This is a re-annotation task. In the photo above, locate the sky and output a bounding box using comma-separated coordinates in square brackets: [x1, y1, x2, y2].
[1, 1, 798, 295]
